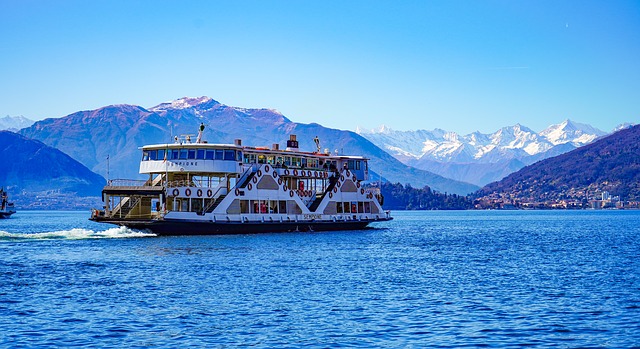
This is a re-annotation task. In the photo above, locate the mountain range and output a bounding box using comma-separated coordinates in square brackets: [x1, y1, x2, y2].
[357, 120, 616, 186]
[0, 131, 105, 196]
[0, 115, 35, 132]
[19, 97, 479, 196]
[476, 124, 640, 201]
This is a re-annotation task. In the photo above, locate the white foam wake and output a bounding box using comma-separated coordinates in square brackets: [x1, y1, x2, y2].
[0, 226, 156, 240]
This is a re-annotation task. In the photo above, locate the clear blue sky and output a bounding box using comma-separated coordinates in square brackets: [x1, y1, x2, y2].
[1, 0, 638, 134]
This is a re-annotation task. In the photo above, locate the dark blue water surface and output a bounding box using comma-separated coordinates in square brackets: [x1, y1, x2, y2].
[1, 210, 639, 348]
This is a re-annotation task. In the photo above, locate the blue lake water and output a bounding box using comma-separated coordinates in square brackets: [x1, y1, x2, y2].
[1, 210, 639, 348]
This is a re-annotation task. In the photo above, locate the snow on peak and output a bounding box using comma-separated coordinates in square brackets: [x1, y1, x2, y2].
[356, 124, 393, 134]
[150, 96, 218, 112]
[358, 120, 609, 164]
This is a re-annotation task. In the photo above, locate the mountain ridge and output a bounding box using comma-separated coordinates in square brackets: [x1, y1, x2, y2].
[20, 96, 479, 195]
[357, 120, 622, 186]
[475, 124, 640, 203]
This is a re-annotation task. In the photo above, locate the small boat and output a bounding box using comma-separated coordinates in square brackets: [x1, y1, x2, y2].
[90, 125, 392, 235]
[0, 187, 16, 219]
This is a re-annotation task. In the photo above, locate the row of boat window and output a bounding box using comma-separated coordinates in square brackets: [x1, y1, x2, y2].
[337, 201, 372, 214]
[143, 149, 240, 162]
[142, 149, 367, 171]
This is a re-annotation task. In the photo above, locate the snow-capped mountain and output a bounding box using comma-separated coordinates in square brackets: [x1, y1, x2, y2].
[357, 120, 612, 186]
[20, 96, 479, 196]
[0, 115, 34, 132]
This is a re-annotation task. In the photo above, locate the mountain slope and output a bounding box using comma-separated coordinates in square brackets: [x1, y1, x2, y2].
[20, 97, 479, 195]
[476, 124, 640, 200]
[0, 131, 105, 196]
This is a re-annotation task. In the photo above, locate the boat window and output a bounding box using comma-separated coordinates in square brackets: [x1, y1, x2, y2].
[337, 203, 343, 213]
[196, 149, 205, 160]
[269, 200, 278, 213]
[358, 201, 364, 213]
[301, 158, 307, 168]
[158, 149, 165, 161]
[244, 153, 256, 164]
[279, 200, 287, 214]
[148, 150, 157, 161]
[205, 150, 214, 160]
[142, 151, 149, 161]
[364, 202, 371, 213]
[267, 156, 275, 164]
[356, 161, 361, 170]
[179, 149, 188, 160]
[171, 150, 179, 160]
[237, 151, 243, 162]
[224, 150, 235, 161]
[348, 160, 355, 169]
[215, 149, 224, 160]
[284, 156, 291, 167]
[258, 155, 266, 164]
[240, 200, 249, 213]
[188, 149, 196, 159]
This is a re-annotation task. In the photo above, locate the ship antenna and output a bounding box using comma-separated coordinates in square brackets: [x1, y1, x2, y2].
[196, 123, 205, 143]
[106, 154, 110, 185]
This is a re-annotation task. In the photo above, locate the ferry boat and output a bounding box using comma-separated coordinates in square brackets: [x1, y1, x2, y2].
[0, 187, 16, 219]
[90, 126, 392, 235]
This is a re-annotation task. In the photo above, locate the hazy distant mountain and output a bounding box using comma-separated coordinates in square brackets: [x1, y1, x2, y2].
[357, 120, 610, 186]
[20, 97, 479, 195]
[0, 131, 105, 196]
[0, 115, 34, 132]
[476, 124, 640, 201]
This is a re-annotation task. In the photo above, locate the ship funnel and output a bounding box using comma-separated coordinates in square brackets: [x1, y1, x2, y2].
[234, 139, 242, 146]
[286, 135, 299, 150]
[272, 143, 280, 151]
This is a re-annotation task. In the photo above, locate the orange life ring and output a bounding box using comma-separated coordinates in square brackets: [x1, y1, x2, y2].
[340, 175, 345, 181]
[207, 189, 213, 197]
[285, 169, 290, 176]
[293, 169, 298, 176]
[314, 171, 318, 178]
[360, 188, 365, 195]
[333, 187, 338, 193]
[247, 183, 253, 190]
[197, 189, 203, 197]
[185, 188, 192, 197]
[278, 178, 283, 185]
[257, 169, 262, 177]
[329, 192, 333, 198]
[235, 188, 240, 196]
[252, 176, 258, 184]
[264, 165, 270, 172]
[289, 190, 294, 197]
[172, 188, 179, 196]
[336, 181, 341, 188]
[272, 171, 278, 178]
[356, 182, 361, 188]
[346, 170, 351, 177]
[352, 175, 357, 182]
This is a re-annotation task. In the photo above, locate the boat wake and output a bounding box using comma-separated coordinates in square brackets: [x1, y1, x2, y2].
[0, 226, 156, 241]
